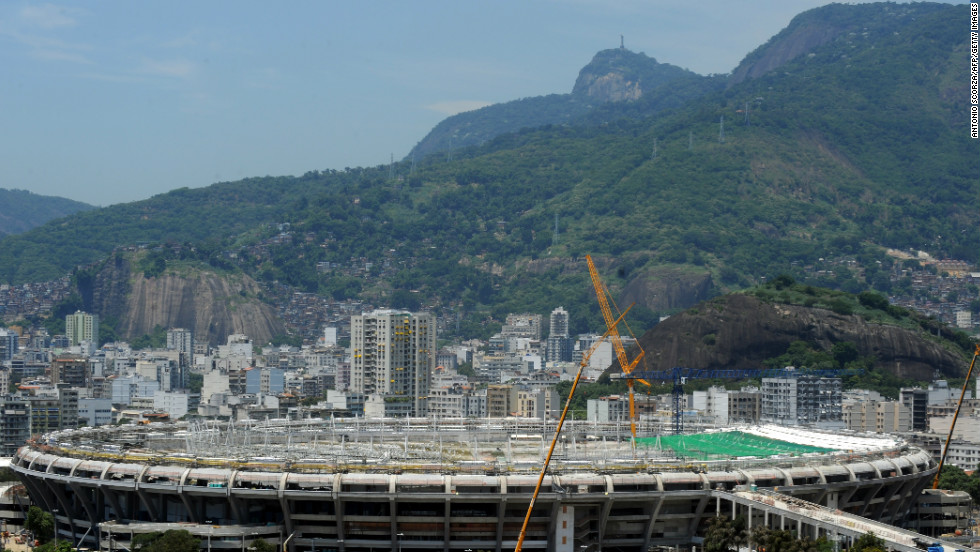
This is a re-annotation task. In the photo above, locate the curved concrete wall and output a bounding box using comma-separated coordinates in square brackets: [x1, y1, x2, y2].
[11, 444, 935, 552]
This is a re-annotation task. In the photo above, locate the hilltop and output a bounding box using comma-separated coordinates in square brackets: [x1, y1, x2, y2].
[0, 188, 93, 236]
[0, 2, 975, 342]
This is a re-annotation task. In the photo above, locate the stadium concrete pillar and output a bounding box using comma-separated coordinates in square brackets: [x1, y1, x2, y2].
[555, 504, 574, 552]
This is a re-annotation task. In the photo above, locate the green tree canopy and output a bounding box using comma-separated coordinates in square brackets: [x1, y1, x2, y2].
[704, 515, 747, 552]
[133, 529, 201, 552]
[24, 506, 53, 544]
[249, 538, 277, 552]
[850, 532, 886, 552]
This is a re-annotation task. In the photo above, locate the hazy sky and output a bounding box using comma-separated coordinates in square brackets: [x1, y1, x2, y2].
[0, 1, 958, 206]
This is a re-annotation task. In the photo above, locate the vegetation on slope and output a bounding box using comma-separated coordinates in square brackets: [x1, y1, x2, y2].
[0, 188, 93, 236]
[0, 3, 974, 339]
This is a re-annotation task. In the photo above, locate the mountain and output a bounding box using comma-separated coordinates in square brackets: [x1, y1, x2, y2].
[0, 2, 975, 342]
[0, 188, 93, 236]
[407, 48, 720, 161]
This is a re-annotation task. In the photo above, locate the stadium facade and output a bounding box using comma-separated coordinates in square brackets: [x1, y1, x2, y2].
[10, 420, 936, 552]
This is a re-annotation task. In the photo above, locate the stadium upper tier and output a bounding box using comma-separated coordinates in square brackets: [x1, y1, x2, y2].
[11, 419, 937, 552]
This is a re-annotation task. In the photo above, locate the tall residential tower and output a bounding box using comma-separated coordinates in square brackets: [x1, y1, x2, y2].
[351, 310, 435, 416]
[65, 311, 99, 347]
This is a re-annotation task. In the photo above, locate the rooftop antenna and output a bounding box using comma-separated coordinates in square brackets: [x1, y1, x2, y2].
[719, 116, 725, 143]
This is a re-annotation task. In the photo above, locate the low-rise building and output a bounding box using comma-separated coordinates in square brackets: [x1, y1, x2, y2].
[78, 397, 113, 427]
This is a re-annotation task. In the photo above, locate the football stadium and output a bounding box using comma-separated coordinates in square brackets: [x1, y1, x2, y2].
[10, 418, 936, 551]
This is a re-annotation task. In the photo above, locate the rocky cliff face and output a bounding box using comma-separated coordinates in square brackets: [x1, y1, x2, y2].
[92, 254, 286, 346]
[728, 20, 844, 86]
[637, 294, 967, 380]
[728, 3, 945, 86]
[621, 267, 715, 313]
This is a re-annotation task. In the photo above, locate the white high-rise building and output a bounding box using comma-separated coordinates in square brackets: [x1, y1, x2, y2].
[66, 311, 99, 347]
[547, 307, 572, 362]
[350, 310, 435, 417]
[549, 307, 569, 338]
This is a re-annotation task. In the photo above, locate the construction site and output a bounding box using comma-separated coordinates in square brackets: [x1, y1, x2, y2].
[9, 417, 949, 552]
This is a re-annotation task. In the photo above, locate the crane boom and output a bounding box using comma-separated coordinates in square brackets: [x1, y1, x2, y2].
[586, 255, 646, 439]
[932, 344, 979, 489]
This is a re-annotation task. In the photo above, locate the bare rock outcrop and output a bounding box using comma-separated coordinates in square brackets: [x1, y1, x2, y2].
[621, 268, 714, 313]
[92, 255, 285, 346]
[638, 294, 967, 380]
[572, 48, 696, 103]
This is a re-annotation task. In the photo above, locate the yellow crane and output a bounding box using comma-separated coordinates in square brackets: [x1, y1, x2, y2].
[514, 307, 633, 552]
[586, 254, 647, 440]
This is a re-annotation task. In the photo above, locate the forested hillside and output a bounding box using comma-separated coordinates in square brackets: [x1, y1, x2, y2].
[0, 2, 974, 337]
[0, 188, 93, 236]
